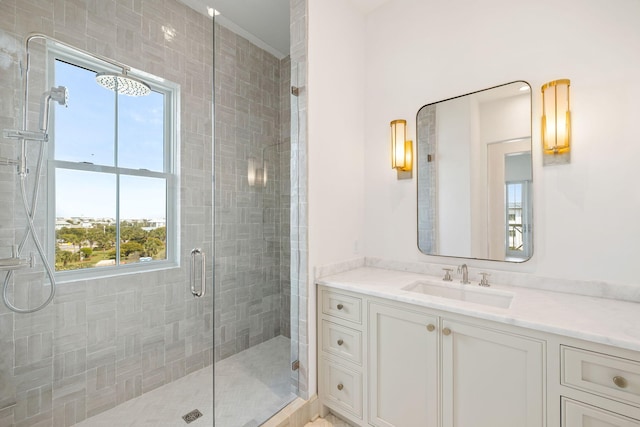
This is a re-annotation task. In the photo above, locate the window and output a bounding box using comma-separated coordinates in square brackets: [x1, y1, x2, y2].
[48, 45, 179, 278]
[505, 181, 531, 259]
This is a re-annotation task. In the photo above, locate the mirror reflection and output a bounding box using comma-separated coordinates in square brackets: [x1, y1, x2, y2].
[417, 81, 532, 262]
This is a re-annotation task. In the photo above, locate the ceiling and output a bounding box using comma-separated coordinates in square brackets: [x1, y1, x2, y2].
[179, 0, 291, 58]
[178, 0, 393, 59]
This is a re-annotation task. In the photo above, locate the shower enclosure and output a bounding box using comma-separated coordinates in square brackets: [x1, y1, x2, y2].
[0, 1, 303, 426]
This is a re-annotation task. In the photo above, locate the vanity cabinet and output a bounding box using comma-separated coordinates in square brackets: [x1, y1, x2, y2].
[440, 319, 544, 427]
[368, 302, 438, 426]
[559, 345, 640, 426]
[317, 268, 640, 427]
[318, 286, 545, 427]
[368, 306, 544, 427]
[318, 289, 365, 424]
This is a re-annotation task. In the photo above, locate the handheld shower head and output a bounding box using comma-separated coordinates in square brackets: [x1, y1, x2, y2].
[39, 86, 68, 132]
[49, 86, 69, 107]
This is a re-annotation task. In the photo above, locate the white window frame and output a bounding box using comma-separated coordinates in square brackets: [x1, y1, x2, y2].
[46, 42, 180, 282]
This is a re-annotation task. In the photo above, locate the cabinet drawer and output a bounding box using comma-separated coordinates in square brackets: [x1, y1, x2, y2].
[321, 290, 362, 324]
[562, 346, 640, 406]
[321, 320, 362, 365]
[321, 357, 363, 418]
[562, 398, 640, 426]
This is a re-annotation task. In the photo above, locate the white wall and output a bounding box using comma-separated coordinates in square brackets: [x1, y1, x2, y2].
[479, 93, 531, 144]
[361, 0, 640, 285]
[307, 0, 640, 396]
[307, 0, 366, 395]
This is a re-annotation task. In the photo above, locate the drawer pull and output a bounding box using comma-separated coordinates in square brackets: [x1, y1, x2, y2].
[337, 339, 344, 346]
[337, 383, 344, 391]
[442, 327, 452, 336]
[427, 324, 435, 332]
[337, 303, 344, 310]
[613, 376, 628, 388]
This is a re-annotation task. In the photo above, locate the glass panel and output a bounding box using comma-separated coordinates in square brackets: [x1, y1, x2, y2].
[54, 60, 115, 166]
[55, 169, 116, 271]
[1, 6, 213, 427]
[214, 6, 298, 424]
[119, 175, 167, 263]
[118, 91, 165, 171]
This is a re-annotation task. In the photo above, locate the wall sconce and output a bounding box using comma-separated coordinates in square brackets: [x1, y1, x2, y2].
[248, 157, 267, 187]
[390, 119, 413, 179]
[541, 79, 571, 165]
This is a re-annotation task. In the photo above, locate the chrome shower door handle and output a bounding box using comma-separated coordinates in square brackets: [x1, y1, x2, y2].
[190, 248, 206, 297]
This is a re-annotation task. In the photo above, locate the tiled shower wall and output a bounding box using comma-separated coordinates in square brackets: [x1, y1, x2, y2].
[0, 1, 214, 426]
[279, 56, 292, 340]
[417, 104, 437, 253]
[213, 23, 292, 362]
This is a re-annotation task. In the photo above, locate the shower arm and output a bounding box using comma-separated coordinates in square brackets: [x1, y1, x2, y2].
[22, 32, 133, 130]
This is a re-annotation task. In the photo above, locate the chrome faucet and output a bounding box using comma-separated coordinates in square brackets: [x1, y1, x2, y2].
[458, 264, 470, 284]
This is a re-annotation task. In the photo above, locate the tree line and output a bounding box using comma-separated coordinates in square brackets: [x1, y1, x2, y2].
[55, 222, 166, 269]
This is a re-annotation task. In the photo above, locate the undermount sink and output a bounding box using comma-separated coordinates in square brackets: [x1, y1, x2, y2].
[402, 281, 513, 309]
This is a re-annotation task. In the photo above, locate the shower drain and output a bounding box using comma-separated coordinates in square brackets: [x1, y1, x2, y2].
[182, 409, 203, 424]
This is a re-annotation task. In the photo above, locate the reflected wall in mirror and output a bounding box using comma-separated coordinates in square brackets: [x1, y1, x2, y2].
[417, 81, 532, 262]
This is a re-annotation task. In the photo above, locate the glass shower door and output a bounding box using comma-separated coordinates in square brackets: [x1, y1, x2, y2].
[212, 5, 301, 425]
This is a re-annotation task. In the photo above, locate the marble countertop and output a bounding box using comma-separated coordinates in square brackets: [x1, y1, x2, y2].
[317, 267, 640, 353]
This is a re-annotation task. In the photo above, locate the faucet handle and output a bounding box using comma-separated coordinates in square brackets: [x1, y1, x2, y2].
[478, 272, 490, 287]
[442, 268, 453, 281]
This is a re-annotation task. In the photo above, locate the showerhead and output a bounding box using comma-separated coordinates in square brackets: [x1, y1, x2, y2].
[95, 71, 151, 97]
[39, 86, 68, 132]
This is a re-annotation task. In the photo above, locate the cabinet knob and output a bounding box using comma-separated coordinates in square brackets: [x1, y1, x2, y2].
[337, 339, 344, 346]
[613, 376, 628, 388]
[442, 327, 452, 336]
[337, 383, 344, 391]
[336, 304, 344, 310]
[427, 324, 436, 332]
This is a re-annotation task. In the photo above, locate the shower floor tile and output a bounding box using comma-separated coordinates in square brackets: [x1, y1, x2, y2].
[75, 365, 213, 427]
[215, 335, 295, 427]
[74, 335, 293, 426]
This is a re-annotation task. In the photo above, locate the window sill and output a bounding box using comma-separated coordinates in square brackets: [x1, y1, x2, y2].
[54, 260, 180, 284]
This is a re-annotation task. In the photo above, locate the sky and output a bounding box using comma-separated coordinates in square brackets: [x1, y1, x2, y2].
[54, 60, 167, 220]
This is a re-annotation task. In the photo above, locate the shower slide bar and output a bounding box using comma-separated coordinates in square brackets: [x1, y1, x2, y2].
[190, 248, 206, 298]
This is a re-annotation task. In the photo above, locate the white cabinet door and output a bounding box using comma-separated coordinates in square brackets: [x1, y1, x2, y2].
[441, 319, 544, 427]
[369, 302, 438, 427]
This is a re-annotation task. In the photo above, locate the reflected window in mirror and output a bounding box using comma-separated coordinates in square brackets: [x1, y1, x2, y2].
[416, 81, 532, 263]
